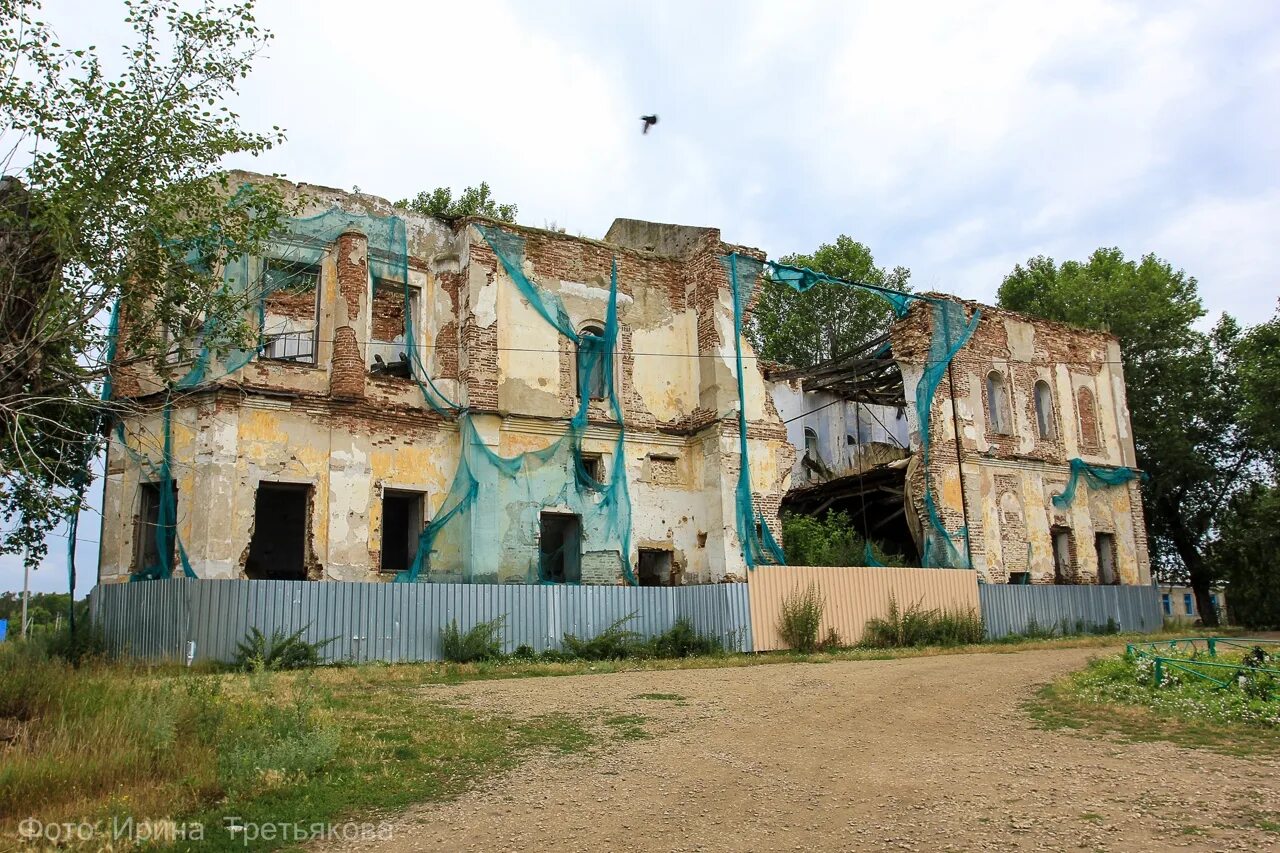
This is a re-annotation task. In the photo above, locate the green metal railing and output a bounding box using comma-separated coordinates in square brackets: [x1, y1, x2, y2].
[1125, 637, 1280, 692]
[1125, 636, 1280, 660]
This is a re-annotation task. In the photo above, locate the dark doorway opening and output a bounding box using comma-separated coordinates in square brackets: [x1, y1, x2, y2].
[1095, 532, 1117, 585]
[245, 483, 311, 580]
[539, 512, 581, 583]
[637, 548, 672, 586]
[134, 481, 177, 574]
[1051, 527, 1073, 584]
[381, 490, 424, 574]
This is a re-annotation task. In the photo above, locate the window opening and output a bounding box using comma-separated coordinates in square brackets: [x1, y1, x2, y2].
[803, 427, 819, 460]
[987, 370, 1011, 435]
[637, 548, 672, 587]
[134, 482, 176, 574]
[381, 489, 425, 574]
[1051, 527, 1072, 584]
[369, 277, 417, 378]
[539, 512, 581, 583]
[576, 324, 607, 400]
[262, 259, 319, 363]
[1034, 379, 1055, 439]
[245, 483, 311, 580]
[1094, 533, 1117, 584]
[580, 453, 604, 484]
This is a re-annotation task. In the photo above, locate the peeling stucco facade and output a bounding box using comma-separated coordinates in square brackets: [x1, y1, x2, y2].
[898, 299, 1148, 584]
[97, 176, 793, 586]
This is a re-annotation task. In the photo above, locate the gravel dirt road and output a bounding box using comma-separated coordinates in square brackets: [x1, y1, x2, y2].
[324, 647, 1279, 852]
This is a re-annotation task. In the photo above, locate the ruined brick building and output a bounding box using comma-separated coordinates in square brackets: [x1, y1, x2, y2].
[96, 174, 1149, 587]
[96, 174, 794, 586]
[769, 300, 1151, 584]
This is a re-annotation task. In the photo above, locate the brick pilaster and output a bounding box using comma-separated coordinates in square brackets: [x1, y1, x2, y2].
[330, 230, 369, 401]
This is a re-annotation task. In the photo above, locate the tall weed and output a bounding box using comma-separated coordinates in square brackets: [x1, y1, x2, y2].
[778, 582, 826, 653]
[861, 596, 984, 648]
[440, 617, 505, 663]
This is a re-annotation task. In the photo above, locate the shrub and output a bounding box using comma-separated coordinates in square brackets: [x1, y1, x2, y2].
[644, 618, 723, 658]
[562, 615, 641, 660]
[782, 510, 907, 567]
[440, 617, 505, 663]
[233, 626, 334, 671]
[861, 596, 984, 648]
[777, 582, 825, 653]
[42, 620, 108, 666]
[1008, 616, 1120, 642]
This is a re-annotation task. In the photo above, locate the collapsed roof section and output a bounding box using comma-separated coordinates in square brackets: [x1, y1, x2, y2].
[764, 331, 905, 408]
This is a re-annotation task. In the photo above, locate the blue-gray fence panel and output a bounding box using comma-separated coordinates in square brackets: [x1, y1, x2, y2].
[91, 578, 193, 660]
[90, 579, 753, 663]
[979, 584, 1162, 639]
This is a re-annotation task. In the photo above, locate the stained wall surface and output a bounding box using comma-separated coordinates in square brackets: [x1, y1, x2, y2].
[890, 298, 1150, 584]
[98, 177, 794, 586]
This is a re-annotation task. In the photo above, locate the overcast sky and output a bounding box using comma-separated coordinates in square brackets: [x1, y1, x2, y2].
[4, 0, 1278, 598]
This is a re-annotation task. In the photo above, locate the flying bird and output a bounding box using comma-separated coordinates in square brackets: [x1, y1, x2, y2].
[640, 114, 658, 134]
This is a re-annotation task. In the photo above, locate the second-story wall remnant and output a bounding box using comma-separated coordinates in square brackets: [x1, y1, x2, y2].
[97, 175, 793, 587]
[769, 296, 1150, 585]
[96, 172, 1149, 588]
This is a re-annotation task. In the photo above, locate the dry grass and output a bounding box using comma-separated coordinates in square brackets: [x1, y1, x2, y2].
[0, 642, 594, 851]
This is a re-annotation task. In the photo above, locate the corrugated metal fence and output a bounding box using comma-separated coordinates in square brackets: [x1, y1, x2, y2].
[979, 583, 1162, 639]
[747, 565, 981, 651]
[89, 576, 1164, 662]
[89, 579, 752, 664]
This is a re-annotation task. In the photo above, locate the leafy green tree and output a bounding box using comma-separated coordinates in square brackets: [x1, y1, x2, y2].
[998, 249, 1255, 626]
[1207, 483, 1280, 629]
[750, 235, 911, 367]
[1236, 306, 1280, 463]
[395, 182, 517, 223]
[0, 0, 290, 568]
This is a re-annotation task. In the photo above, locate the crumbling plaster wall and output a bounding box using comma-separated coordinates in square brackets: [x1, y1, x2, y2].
[98, 393, 461, 583]
[459, 221, 792, 583]
[891, 298, 1150, 584]
[98, 183, 792, 586]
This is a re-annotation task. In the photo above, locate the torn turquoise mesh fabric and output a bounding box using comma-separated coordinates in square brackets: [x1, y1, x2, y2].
[916, 300, 980, 568]
[394, 232, 636, 585]
[118, 204, 470, 581]
[723, 254, 787, 568]
[863, 541, 884, 567]
[723, 254, 978, 569]
[766, 260, 916, 317]
[1052, 458, 1143, 509]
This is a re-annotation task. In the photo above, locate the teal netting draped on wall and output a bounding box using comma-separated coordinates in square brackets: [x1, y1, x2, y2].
[105, 198, 990, 585]
[108, 208, 640, 585]
[1052, 458, 1144, 509]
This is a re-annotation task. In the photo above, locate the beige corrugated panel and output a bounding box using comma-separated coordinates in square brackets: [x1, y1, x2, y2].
[748, 566, 981, 651]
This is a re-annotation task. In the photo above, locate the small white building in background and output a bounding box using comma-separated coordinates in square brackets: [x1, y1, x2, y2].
[1160, 586, 1227, 623]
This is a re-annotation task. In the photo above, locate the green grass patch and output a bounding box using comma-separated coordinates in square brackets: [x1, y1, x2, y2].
[1026, 647, 1280, 757]
[603, 713, 651, 741]
[632, 692, 685, 701]
[0, 641, 594, 852]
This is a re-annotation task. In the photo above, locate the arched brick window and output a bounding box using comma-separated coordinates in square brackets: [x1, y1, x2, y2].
[1076, 386, 1100, 449]
[1034, 380, 1055, 440]
[986, 370, 1012, 435]
[576, 324, 607, 400]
